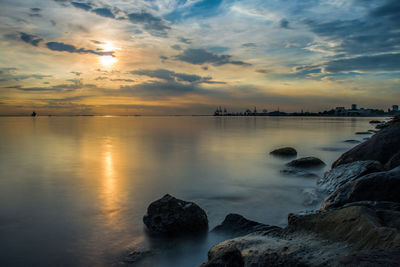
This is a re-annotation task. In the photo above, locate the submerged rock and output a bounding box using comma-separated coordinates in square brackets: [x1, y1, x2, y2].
[355, 131, 372, 135]
[318, 160, 384, 193]
[286, 157, 326, 168]
[369, 120, 382, 124]
[333, 118, 400, 169]
[321, 167, 400, 210]
[212, 213, 280, 237]
[143, 194, 208, 235]
[269, 147, 297, 157]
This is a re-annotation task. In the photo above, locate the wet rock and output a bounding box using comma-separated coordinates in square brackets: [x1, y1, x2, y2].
[321, 167, 400, 210]
[124, 250, 153, 264]
[143, 194, 208, 235]
[355, 131, 372, 135]
[369, 120, 382, 124]
[199, 246, 244, 267]
[317, 160, 384, 193]
[343, 139, 361, 144]
[385, 151, 400, 170]
[200, 204, 400, 267]
[333, 118, 400, 168]
[286, 157, 326, 169]
[333, 248, 400, 267]
[212, 213, 280, 237]
[270, 147, 297, 157]
[280, 168, 319, 178]
[376, 122, 389, 129]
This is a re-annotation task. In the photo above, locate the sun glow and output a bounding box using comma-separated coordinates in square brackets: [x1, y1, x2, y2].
[100, 55, 117, 67]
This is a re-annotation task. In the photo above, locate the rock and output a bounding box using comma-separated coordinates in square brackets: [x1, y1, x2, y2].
[143, 194, 208, 235]
[124, 250, 153, 264]
[270, 147, 297, 157]
[355, 131, 372, 135]
[200, 204, 400, 267]
[280, 168, 319, 178]
[212, 213, 280, 237]
[333, 248, 400, 267]
[199, 246, 244, 267]
[321, 167, 400, 210]
[287, 205, 400, 250]
[317, 160, 384, 193]
[369, 120, 382, 124]
[333, 118, 400, 168]
[385, 151, 400, 170]
[343, 139, 361, 144]
[376, 122, 389, 129]
[286, 157, 326, 169]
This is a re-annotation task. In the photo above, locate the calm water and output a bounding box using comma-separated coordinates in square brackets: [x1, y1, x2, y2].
[0, 116, 379, 266]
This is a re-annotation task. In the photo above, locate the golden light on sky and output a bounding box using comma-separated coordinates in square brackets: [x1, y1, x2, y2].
[100, 56, 117, 67]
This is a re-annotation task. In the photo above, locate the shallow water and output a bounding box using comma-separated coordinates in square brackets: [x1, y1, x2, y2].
[0, 116, 381, 266]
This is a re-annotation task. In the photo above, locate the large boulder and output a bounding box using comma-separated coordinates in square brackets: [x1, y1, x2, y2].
[318, 160, 384, 193]
[143, 194, 208, 235]
[212, 213, 280, 237]
[321, 167, 400, 210]
[286, 157, 325, 168]
[385, 151, 400, 170]
[199, 246, 244, 267]
[332, 118, 400, 169]
[200, 205, 400, 267]
[270, 147, 297, 157]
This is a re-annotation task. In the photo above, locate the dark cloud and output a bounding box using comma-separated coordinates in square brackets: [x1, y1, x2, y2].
[10, 80, 96, 92]
[20, 32, 43, 46]
[110, 78, 135, 82]
[171, 44, 182, 50]
[71, 71, 82, 76]
[306, 0, 400, 56]
[91, 40, 105, 44]
[30, 8, 41, 12]
[160, 55, 168, 61]
[242, 43, 257, 48]
[131, 68, 225, 84]
[256, 69, 269, 74]
[0, 70, 52, 82]
[92, 8, 115, 18]
[71, 2, 92, 11]
[324, 53, 400, 73]
[178, 37, 191, 44]
[46, 42, 114, 56]
[175, 48, 251, 66]
[280, 19, 290, 29]
[128, 12, 170, 37]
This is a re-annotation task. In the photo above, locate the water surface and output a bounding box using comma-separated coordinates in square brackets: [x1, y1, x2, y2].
[0, 116, 379, 266]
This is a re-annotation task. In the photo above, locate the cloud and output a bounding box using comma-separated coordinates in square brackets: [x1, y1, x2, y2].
[178, 37, 191, 44]
[175, 48, 251, 66]
[92, 8, 115, 18]
[242, 43, 257, 48]
[46, 42, 114, 56]
[71, 2, 92, 11]
[127, 12, 170, 37]
[131, 68, 224, 84]
[0, 69, 52, 82]
[324, 53, 400, 73]
[280, 19, 290, 29]
[20, 32, 43, 46]
[171, 44, 182, 50]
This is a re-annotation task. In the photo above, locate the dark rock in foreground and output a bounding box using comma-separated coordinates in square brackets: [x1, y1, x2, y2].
[200, 204, 400, 266]
[385, 151, 400, 170]
[318, 160, 384, 193]
[212, 213, 280, 237]
[199, 246, 244, 267]
[143, 194, 208, 235]
[333, 117, 400, 169]
[321, 166, 400, 210]
[286, 157, 325, 168]
[270, 147, 297, 157]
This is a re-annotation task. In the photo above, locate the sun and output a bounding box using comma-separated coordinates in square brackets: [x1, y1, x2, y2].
[100, 56, 117, 67]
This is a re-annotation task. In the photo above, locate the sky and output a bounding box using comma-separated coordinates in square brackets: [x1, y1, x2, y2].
[0, 0, 399, 115]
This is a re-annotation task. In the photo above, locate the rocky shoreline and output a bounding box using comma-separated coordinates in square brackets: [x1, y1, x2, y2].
[130, 116, 400, 266]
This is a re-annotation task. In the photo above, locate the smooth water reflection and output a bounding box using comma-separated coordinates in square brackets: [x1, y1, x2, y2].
[0, 116, 380, 266]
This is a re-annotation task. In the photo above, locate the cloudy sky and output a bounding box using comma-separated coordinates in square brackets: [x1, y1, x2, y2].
[0, 0, 399, 115]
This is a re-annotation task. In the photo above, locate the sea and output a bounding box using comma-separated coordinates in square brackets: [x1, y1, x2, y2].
[0, 116, 382, 266]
